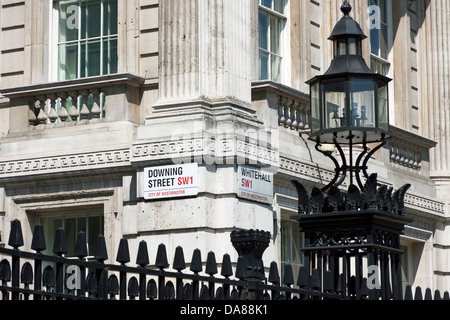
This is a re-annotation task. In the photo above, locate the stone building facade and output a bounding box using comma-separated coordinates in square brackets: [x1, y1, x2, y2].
[0, 0, 449, 294]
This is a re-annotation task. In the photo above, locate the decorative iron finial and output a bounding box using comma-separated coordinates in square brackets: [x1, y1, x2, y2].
[341, 0, 352, 15]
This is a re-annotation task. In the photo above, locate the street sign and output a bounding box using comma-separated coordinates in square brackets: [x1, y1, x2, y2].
[237, 165, 273, 204]
[144, 163, 198, 200]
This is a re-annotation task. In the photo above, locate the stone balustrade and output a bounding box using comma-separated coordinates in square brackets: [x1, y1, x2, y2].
[28, 89, 105, 126]
[387, 126, 437, 172]
[278, 95, 310, 132]
[389, 141, 422, 171]
[0, 73, 147, 132]
[251, 80, 310, 133]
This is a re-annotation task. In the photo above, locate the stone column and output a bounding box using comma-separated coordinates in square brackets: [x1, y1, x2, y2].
[27, 0, 51, 84]
[422, 0, 450, 292]
[426, 0, 450, 190]
[117, 0, 140, 76]
[155, 0, 258, 112]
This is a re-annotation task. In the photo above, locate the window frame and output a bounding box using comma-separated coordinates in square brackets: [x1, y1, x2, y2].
[39, 211, 104, 259]
[280, 215, 303, 285]
[258, 0, 288, 84]
[368, 0, 393, 77]
[50, 0, 118, 81]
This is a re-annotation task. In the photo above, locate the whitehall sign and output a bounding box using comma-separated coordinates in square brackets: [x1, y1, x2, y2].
[144, 163, 199, 200]
[237, 165, 274, 204]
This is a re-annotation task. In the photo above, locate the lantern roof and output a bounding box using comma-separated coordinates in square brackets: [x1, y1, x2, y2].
[328, 1, 367, 41]
[306, 0, 391, 82]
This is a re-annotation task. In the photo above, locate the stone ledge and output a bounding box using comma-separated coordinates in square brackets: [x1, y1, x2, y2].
[0, 73, 147, 100]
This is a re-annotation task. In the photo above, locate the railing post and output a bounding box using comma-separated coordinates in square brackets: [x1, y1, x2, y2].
[116, 237, 131, 301]
[8, 219, 24, 300]
[155, 244, 169, 300]
[173, 246, 186, 300]
[190, 249, 202, 300]
[136, 240, 150, 300]
[74, 231, 88, 298]
[31, 224, 47, 300]
[205, 251, 218, 300]
[230, 229, 271, 300]
[221, 254, 233, 300]
[53, 228, 67, 300]
[94, 235, 108, 300]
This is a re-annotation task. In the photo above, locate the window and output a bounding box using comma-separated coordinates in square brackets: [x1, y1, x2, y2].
[281, 217, 303, 284]
[368, 0, 391, 75]
[400, 244, 409, 292]
[258, 0, 286, 82]
[56, 0, 118, 80]
[40, 214, 104, 258]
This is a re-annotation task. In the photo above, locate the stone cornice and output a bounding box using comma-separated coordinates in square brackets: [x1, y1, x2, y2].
[0, 73, 147, 100]
[389, 125, 437, 150]
[0, 136, 280, 180]
[0, 147, 131, 180]
[251, 80, 310, 103]
[130, 136, 279, 169]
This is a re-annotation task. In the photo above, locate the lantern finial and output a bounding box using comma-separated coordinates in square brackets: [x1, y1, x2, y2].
[341, 0, 352, 15]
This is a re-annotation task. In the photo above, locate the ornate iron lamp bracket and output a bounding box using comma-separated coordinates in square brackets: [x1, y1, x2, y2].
[316, 133, 388, 192]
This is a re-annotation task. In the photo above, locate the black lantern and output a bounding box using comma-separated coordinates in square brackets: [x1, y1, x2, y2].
[307, 0, 391, 191]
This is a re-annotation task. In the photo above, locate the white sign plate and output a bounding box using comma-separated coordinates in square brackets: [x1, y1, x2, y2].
[144, 163, 199, 200]
[237, 165, 274, 204]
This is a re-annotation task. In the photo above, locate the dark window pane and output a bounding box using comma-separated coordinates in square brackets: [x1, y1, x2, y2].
[81, 40, 101, 77]
[58, 0, 79, 42]
[370, 28, 380, 56]
[259, 11, 268, 50]
[274, 0, 284, 14]
[103, 38, 118, 75]
[59, 42, 79, 80]
[261, 0, 272, 9]
[103, 0, 118, 36]
[81, 0, 101, 39]
[259, 50, 269, 80]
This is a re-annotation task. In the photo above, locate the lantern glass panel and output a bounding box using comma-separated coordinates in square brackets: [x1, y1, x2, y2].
[378, 82, 389, 131]
[349, 78, 375, 128]
[322, 79, 346, 130]
[311, 81, 320, 133]
[348, 38, 361, 55]
[334, 38, 347, 57]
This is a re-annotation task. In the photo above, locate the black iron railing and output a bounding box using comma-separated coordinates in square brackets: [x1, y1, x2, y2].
[0, 219, 448, 301]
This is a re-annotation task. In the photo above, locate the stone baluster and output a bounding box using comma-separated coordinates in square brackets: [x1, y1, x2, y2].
[36, 96, 48, 125]
[48, 94, 58, 123]
[284, 98, 292, 128]
[406, 149, 413, 168]
[90, 88, 101, 119]
[59, 93, 69, 123]
[398, 145, 406, 166]
[28, 98, 37, 126]
[301, 103, 310, 130]
[415, 149, 422, 170]
[79, 90, 91, 120]
[68, 91, 80, 122]
[290, 100, 300, 130]
[390, 144, 397, 163]
[278, 96, 285, 126]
